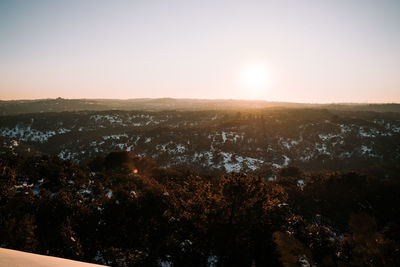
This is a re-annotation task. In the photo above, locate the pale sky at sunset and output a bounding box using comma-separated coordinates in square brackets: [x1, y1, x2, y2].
[0, 0, 399, 103]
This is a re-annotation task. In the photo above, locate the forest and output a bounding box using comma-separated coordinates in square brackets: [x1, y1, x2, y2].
[1, 101, 399, 266]
[1, 107, 399, 174]
[1, 143, 399, 266]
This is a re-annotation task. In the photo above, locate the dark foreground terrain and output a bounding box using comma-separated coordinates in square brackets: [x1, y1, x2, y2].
[1, 142, 400, 266]
[0, 99, 400, 266]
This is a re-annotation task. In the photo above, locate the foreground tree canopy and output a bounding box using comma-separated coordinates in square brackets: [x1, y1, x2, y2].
[1, 150, 400, 266]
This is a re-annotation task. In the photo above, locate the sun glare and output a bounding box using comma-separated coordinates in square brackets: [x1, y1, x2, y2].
[241, 63, 270, 96]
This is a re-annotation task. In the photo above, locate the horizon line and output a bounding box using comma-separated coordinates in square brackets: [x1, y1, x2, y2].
[0, 97, 399, 105]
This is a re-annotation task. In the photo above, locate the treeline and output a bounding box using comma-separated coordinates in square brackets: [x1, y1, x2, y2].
[1, 151, 400, 266]
[1, 98, 400, 116]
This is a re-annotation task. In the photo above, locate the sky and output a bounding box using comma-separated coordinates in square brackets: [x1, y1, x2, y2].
[0, 0, 399, 103]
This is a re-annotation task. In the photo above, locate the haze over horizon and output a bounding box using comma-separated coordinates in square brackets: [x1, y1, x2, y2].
[1, 0, 400, 103]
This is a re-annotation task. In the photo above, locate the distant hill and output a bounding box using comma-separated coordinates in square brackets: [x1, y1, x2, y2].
[1, 98, 399, 115]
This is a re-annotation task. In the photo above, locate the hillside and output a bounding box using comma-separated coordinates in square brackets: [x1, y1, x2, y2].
[1, 102, 400, 266]
[0, 108, 399, 173]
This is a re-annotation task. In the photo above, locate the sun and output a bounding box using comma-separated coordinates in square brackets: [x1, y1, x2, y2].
[241, 63, 270, 96]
